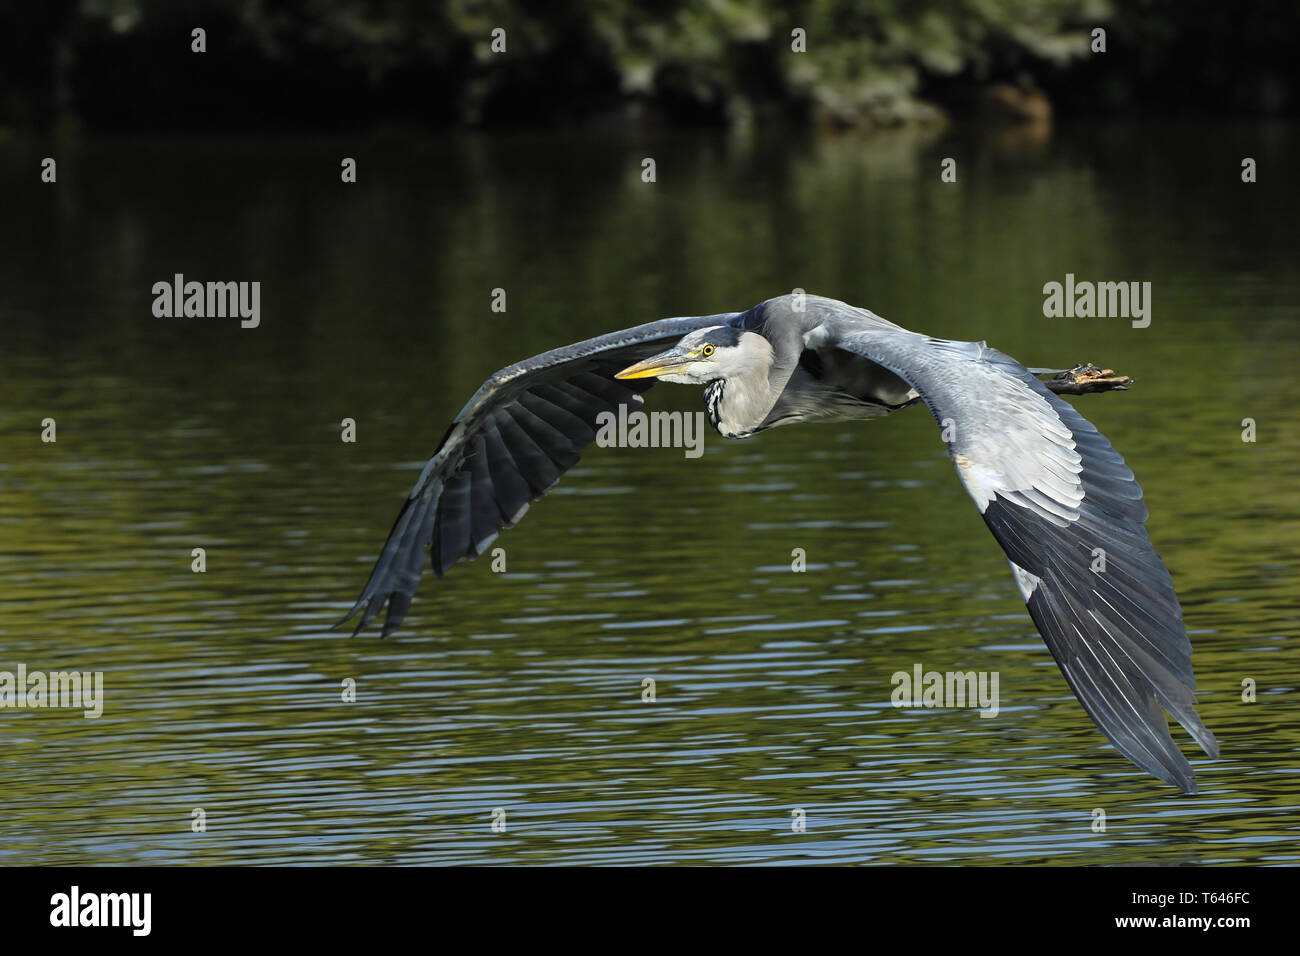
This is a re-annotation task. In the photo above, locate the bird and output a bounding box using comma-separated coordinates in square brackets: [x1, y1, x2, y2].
[340, 293, 1218, 793]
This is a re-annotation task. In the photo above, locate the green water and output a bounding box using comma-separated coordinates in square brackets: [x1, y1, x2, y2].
[1, 121, 1297, 864]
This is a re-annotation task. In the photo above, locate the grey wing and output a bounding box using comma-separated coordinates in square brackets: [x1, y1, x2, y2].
[836, 328, 1218, 792]
[342, 313, 739, 637]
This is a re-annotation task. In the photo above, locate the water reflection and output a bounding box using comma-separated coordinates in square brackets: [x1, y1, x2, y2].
[1, 121, 1297, 864]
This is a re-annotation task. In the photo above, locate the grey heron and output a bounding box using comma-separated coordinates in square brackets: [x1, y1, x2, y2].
[341, 294, 1217, 793]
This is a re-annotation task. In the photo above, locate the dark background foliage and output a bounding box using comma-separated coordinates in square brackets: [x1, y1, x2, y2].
[3, 0, 1297, 132]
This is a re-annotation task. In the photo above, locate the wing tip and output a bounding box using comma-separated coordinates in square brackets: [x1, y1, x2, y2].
[333, 601, 376, 638]
[333, 602, 363, 633]
[1193, 724, 1220, 761]
[1119, 741, 1198, 794]
[334, 590, 403, 639]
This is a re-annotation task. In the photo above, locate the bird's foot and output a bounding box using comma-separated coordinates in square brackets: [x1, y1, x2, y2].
[1044, 363, 1134, 395]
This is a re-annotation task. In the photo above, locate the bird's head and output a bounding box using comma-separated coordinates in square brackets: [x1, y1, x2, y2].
[614, 326, 766, 385]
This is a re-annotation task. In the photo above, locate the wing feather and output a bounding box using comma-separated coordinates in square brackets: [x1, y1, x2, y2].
[835, 327, 1217, 792]
[340, 313, 740, 637]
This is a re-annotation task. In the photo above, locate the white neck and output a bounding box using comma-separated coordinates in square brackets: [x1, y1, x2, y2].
[705, 332, 780, 437]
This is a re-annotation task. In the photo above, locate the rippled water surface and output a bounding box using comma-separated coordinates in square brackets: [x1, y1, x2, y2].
[2, 122, 1298, 864]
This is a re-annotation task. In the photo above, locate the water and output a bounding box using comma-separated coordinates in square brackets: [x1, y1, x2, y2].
[2, 122, 1297, 864]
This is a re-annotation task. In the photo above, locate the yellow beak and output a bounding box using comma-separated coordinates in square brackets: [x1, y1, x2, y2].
[614, 347, 695, 380]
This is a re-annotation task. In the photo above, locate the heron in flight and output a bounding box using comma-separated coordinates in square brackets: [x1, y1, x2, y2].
[341, 294, 1217, 793]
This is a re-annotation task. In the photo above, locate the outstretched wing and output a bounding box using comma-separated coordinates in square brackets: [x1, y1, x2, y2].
[341, 313, 739, 638]
[835, 328, 1218, 792]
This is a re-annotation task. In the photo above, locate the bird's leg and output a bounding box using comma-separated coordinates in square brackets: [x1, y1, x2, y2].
[1042, 363, 1133, 395]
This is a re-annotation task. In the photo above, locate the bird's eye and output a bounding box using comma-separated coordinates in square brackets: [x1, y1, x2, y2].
[701, 344, 714, 357]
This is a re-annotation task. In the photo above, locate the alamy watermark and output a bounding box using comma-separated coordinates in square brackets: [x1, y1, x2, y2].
[50, 886, 150, 936]
[0, 663, 103, 718]
[595, 403, 705, 459]
[891, 663, 999, 717]
[1042, 273, 1151, 328]
[152, 273, 260, 328]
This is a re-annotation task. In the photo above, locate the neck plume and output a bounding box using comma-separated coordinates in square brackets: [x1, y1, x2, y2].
[702, 331, 783, 437]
